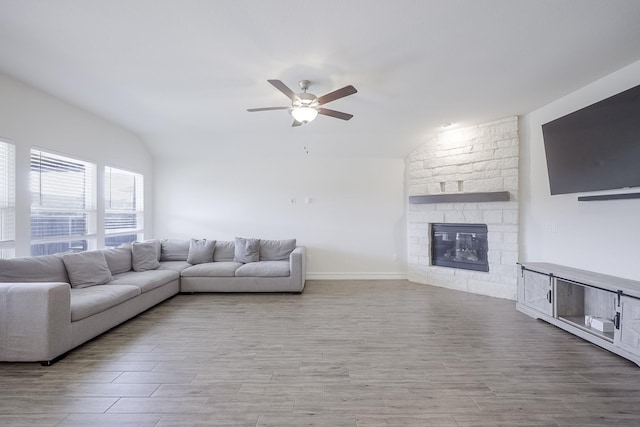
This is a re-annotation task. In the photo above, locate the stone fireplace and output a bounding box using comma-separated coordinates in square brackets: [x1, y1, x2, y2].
[406, 117, 519, 300]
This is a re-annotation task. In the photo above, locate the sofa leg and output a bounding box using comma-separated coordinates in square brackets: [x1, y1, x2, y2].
[40, 352, 67, 366]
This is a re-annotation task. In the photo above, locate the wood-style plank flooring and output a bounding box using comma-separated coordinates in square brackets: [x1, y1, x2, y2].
[2, 280, 640, 426]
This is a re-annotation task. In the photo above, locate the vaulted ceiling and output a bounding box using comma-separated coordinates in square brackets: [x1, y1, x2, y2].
[1, 0, 640, 159]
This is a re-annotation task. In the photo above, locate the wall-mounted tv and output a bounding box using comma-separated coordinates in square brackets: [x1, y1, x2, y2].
[542, 84, 640, 195]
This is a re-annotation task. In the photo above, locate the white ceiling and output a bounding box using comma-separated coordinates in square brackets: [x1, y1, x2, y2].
[1, 0, 640, 159]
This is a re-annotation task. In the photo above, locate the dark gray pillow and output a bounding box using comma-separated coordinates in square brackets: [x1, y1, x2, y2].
[259, 239, 296, 261]
[62, 251, 113, 288]
[186, 238, 216, 265]
[234, 237, 260, 263]
[131, 241, 160, 272]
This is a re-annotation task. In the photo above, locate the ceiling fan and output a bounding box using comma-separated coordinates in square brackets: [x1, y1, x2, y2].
[247, 79, 357, 127]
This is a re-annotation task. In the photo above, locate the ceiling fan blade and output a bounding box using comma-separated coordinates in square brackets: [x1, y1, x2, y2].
[268, 79, 298, 102]
[292, 120, 302, 127]
[247, 106, 290, 112]
[316, 85, 357, 105]
[317, 108, 353, 121]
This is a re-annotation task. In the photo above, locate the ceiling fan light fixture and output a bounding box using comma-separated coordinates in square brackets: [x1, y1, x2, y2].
[291, 106, 318, 123]
[248, 79, 357, 126]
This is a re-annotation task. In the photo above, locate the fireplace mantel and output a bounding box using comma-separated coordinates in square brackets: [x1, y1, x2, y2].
[409, 191, 510, 204]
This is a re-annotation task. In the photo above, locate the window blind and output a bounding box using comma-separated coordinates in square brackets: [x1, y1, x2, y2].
[30, 149, 96, 255]
[105, 166, 144, 247]
[0, 140, 15, 258]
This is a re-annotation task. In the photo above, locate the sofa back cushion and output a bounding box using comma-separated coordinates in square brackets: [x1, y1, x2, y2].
[0, 254, 69, 283]
[213, 241, 235, 262]
[62, 251, 114, 288]
[160, 239, 190, 261]
[131, 241, 160, 272]
[260, 239, 296, 261]
[101, 247, 132, 274]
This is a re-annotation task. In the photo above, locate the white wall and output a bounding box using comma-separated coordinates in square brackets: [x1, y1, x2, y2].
[154, 156, 406, 279]
[520, 60, 640, 281]
[0, 72, 153, 256]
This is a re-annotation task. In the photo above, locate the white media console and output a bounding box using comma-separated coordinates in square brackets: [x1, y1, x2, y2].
[516, 262, 640, 366]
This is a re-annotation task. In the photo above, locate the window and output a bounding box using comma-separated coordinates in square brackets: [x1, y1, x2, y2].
[30, 149, 96, 256]
[105, 166, 143, 247]
[0, 140, 15, 258]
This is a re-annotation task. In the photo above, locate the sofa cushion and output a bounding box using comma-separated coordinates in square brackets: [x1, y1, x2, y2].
[160, 239, 190, 261]
[259, 239, 296, 261]
[62, 251, 114, 288]
[131, 241, 160, 272]
[181, 262, 243, 278]
[0, 254, 69, 283]
[158, 261, 192, 273]
[213, 241, 235, 262]
[234, 237, 260, 263]
[109, 269, 179, 293]
[187, 238, 215, 264]
[235, 261, 290, 277]
[70, 284, 141, 321]
[101, 247, 132, 274]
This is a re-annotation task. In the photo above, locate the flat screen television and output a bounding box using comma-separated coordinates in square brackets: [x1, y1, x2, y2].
[542, 84, 640, 195]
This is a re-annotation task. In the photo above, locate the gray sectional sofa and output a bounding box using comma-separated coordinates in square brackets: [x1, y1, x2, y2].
[0, 237, 306, 364]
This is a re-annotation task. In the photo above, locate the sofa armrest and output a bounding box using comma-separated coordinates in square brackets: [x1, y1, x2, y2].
[289, 246, 306, 291]
[0, 282, 72, 363]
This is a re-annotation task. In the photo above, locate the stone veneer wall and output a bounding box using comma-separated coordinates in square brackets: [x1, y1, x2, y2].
[406, 116, 519, 299]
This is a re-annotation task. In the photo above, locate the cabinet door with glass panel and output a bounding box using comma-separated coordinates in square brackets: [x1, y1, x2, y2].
[555, 278, 617, 343]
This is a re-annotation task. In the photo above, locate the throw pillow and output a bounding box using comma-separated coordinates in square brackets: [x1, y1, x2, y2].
[259, 239, 296, 261]
[233, 237, 260, 263]
[131, 241, 160, 271]
[186, 238, 216, 264]
[101, 247, 132, 275]
[62, 251, 113, 288]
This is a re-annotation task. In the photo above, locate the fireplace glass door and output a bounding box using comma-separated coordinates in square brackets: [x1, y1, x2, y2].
[431, 223, 489, 272]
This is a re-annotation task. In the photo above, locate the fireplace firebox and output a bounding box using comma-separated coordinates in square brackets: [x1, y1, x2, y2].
[431, 223, 489, 272]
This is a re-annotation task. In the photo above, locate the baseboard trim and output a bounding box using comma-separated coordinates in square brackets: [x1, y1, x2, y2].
[306, 272, 407, 280]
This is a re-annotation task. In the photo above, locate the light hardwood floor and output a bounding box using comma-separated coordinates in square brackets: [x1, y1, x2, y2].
[2, 280, 640, 426]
